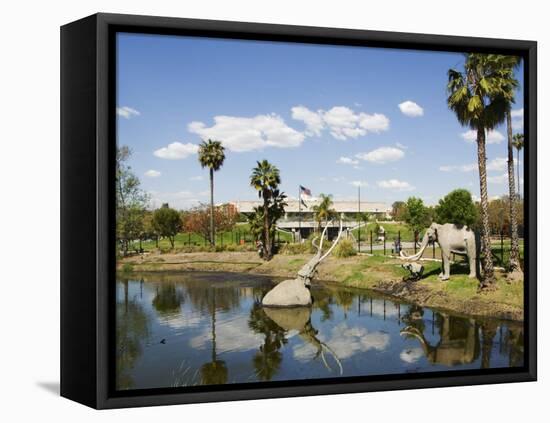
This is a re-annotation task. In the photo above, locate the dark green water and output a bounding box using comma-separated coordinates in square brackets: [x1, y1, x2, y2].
[116, 272, 524, 390]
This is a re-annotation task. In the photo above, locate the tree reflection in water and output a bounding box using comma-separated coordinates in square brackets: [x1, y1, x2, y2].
[116, 279, 150, 390]
[152, 283, 185, 316]
[199, 289, 228, 385]
[248, 304, 287, 381]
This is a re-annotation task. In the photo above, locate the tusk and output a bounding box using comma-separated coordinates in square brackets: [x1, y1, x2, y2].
[400, 250, 421, 261]
[320, 219, 344, 262]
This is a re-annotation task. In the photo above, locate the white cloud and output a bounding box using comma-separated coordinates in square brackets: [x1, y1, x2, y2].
[116, 106, 140, 119]
[291, 106, 324, 136]
[511, 108, 524, 118]
[144, 169, 161, 178]
[337, 156, 359, 166]
[189, 114, 304, 152]
[439, 163, 477, 172]
[487, 173, 508, 184]
[377, 179, 415, 191]
[511, 108, 524, 130]
[398, 100, 424, 117]
[487, 157, 510, 172]
[461, 129, 505, 144]
[356, 147, 405, 164]
[439, 157, 518, 173]
[396, 142, 408, 150]
[400, 347, 424, 364]
[324, 323, 390, 360]
[190, 315, 264, 353]
[350, 180, 368, 187]
[292, 105, 390, 140]
[153, 142, 199, 160]
[358, 112, 391, 133]
[189, 175, 204, 181]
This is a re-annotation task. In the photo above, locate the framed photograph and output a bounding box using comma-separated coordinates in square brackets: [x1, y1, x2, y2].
[61, 13, 537, 409]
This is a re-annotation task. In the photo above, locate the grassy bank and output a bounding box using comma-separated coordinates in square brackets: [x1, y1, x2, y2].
[119, 251, 523, 321]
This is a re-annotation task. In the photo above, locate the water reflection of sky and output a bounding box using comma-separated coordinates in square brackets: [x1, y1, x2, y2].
[116, 273, 524, 390]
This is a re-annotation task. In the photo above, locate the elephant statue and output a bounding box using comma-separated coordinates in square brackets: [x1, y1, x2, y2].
[400, 223, 478, 281]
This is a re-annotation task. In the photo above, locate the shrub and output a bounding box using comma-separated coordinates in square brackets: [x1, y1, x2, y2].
[333, 239, 357, 258]
[280, 242, 310, 255]
[120, 262, 134, 273]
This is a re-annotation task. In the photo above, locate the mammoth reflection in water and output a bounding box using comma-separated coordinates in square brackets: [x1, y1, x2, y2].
[249, 305, 342, 380]
[401, 313, 480, 366]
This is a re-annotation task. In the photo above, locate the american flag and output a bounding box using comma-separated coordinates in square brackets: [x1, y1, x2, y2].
[300, 185, 312, 197]
[299, 185, 312, 208]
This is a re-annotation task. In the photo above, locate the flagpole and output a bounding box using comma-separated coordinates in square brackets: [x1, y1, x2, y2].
[298, 185, 301, 242]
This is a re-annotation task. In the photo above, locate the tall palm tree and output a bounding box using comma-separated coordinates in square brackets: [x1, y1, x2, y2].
[198, 139, 225, 246]
[512, 133, 524, 197]
[447, 54, 518, 289]
[502, 58, 522, 274]
[250, 160, 281, 260]
[312, 193, 336, 234]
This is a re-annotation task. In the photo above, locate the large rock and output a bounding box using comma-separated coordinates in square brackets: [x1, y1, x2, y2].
[261, 278, 312, 307]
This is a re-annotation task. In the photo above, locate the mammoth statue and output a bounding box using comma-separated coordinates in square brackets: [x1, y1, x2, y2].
[262, 219, 344, 307]
[400, 223, 478, 281]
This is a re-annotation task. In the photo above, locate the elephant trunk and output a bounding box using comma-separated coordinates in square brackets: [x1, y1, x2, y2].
[400, 232, 429, 261]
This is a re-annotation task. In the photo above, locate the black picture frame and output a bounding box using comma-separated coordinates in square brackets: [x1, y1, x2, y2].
[61, 12, 537, 409]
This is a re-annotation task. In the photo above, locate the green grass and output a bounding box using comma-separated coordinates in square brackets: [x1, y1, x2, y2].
[127, 223, 294, 253]
[351, 222, 413, 242]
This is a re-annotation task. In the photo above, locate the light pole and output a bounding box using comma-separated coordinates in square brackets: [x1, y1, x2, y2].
[358, 185, 361, 253]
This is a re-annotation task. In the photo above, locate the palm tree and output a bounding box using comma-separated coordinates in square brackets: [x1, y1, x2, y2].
[250, 160, 281, 260]
[198, 139, 225, 246]
[312, 194, 336, 235]
[502, 57, 522, 274]
[447, 54, 518, 289]
[512, 133, 524, 197]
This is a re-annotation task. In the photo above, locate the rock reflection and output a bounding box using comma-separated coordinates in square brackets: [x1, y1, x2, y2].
[249, 305, 343, 380]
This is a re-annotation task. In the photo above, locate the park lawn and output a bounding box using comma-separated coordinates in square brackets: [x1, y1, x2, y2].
[351, 221, 413, 242]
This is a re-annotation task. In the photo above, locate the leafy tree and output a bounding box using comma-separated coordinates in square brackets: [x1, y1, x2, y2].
[152, 204, 182, 248]
[403, 197, 431, 236]
[182, 203, 238, 244]
[198, 139, 226, 246]
[250, 160, 283, 260]
[116, 146, 148, 255]
[435, 189, 478, 227]
[447, 53, 518, 288]
[487, 196, 524, 236]
[391, 201, 407, 221]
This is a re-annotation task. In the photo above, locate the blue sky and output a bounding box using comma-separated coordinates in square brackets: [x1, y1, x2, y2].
[116, 32, 524, 210]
